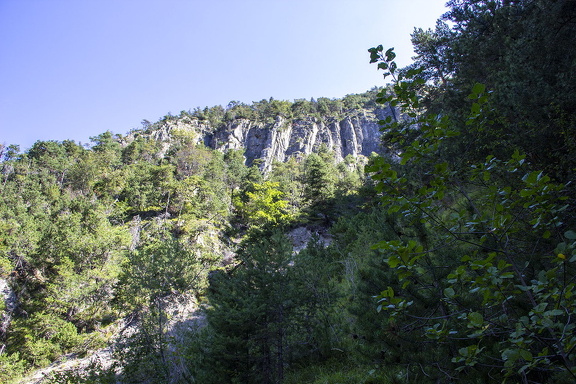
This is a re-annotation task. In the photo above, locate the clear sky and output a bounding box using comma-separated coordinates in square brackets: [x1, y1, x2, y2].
[0, 0, 448, 151]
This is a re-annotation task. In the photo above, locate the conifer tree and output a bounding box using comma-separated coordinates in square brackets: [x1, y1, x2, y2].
[302, 152, 336, 220]
[204, 232, 340, 384]
[205, 232, 294, 384]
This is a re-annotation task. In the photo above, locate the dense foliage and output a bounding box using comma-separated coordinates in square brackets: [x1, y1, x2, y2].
[363, 1, 576, 382]
[0, 1, 574, 383]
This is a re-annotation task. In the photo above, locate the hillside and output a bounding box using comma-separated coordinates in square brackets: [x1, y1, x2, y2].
[1, 1, 576, 383]
[0, 90, 382, 383]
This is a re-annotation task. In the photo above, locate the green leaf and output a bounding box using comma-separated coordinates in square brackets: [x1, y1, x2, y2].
[472, 83, 486, 95]
[435, 162, 448, 173]
[502, 348, 519, 362]
[386, 256, 400, 268]
[522, 171, 539, 184]
[519, 349, 533, 362]
[378, 286, 394, 298]
[565, 230, 576, 240]
[468, 312, 484, 328]
[533, 302, 548, 313]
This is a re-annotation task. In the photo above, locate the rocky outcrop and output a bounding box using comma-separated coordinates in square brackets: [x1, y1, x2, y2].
[0, 278, 17, 344]
[132, 106, 395, 173]
[287, 226, 332, 254]
[205, 112, 386, 173]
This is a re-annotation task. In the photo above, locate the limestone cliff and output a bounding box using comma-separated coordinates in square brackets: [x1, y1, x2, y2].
[129, 105, 396, 172]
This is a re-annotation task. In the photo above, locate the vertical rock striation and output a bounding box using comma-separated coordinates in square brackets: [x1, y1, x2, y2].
[130, 105, 396, 172]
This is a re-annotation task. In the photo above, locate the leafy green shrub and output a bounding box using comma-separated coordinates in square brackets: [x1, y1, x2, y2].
[365, 46, 576, 382]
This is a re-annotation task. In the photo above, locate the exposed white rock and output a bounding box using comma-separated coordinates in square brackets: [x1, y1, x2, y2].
[122, 107, 396, 173]
[288, 226, 332, 254]
[0, 277, 17, 342]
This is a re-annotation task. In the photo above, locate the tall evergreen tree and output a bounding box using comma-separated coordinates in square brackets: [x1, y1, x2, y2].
[204, 232, 340, 384]
[205, 232, 295, 384]
[302, 152, 336, 219]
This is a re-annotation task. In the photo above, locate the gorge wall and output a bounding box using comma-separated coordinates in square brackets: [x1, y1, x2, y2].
[139, 106, 396, 172]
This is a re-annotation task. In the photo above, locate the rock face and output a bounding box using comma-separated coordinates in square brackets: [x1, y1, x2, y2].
[0, 278, 17, 343]
[135, 106, 395, 173]
[206, 112, 385, 173]
[287, 226, 332, 254]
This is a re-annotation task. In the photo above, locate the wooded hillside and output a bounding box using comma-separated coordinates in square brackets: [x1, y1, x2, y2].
[1, 1, 575, 383]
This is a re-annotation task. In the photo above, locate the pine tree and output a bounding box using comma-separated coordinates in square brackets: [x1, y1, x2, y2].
[205, 231, 340, 383]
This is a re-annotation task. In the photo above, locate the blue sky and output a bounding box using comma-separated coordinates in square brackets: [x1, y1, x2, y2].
[0, 0, 448, 151]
